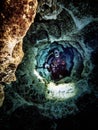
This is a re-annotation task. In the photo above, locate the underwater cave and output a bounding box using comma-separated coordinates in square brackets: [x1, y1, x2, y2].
[0, 0, 98, 130]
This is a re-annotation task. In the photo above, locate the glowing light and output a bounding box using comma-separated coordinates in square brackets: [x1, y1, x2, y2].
[34, 69, 77, 100]
[34, 69, 45, 83]
[46, 82, 76, 100]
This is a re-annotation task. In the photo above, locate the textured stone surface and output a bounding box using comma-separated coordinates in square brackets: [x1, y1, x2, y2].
[0, 0, 38, 106]
[37, 0, 63, 20]
[0, 85, 4, 107]
[0, 0, 38, 83]
[12, 0, 97, 119]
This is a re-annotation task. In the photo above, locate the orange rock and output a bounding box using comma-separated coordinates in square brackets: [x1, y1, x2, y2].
[0, 0, 38, 107]
[0, 0, 38, 83]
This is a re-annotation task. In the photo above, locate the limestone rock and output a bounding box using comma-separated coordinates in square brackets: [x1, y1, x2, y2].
[37, 0, 63, 20]
[0, 84, 4, 107]
[0, 0, 38, 83]
[0, 0, 38, 107]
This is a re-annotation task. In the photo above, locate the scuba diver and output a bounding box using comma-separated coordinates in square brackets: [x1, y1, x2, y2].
[44, 49, 69, 80]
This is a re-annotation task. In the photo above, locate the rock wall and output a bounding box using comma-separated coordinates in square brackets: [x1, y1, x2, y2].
[0, 84, 4, 107]
[15, 0, 98, 118]
[0, 0, 38, 107]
